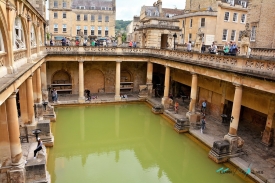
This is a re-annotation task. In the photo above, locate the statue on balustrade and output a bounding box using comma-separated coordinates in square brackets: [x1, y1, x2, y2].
[240, 23, 251, 57]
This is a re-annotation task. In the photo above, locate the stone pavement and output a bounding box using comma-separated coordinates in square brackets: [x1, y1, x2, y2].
[52, 93, 275, 183]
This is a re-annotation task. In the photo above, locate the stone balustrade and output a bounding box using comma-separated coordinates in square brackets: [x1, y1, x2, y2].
[0, 52, 6, 67]
[46, 46, 275, 80]
[14, 49, 27, 62]
[251, 48, 275, 59]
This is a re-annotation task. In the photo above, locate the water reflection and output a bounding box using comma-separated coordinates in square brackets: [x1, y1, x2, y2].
[48, 104, 246, 183]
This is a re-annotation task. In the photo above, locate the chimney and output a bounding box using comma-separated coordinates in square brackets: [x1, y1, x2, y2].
[157, 0, 162, 14]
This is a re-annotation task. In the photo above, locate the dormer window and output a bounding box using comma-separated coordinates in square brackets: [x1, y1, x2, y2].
[155, 11, 159, 16]
[146, 10, 151, 16]
[90, 6, 95, 10]
[108, 7, 112, 10]
[101, 7, 106, 10]
[240, 1, 247, 8]
[79, 6, 85, 9]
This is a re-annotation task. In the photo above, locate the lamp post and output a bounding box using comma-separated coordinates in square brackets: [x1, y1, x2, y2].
[173, 33, 177, 50]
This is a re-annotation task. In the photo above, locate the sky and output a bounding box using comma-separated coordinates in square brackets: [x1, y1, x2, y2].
[46, 0, 186, 21]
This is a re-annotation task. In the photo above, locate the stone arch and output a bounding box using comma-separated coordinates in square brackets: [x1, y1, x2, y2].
[120, 69, 133, 82]
[30, 24, 37, 47]
[84, 68, 105, 93]
[51, 70, 72, 84]
[0, 6, 11, 66]
[13, 16, 27, 50]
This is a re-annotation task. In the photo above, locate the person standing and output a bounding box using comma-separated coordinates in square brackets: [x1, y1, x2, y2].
[201, 42, 206, 53]
[34, 137, 43, 159]
[201, 100, 207, 114]
[187, 41, 192, 52]
[103, 40, 107, 47]
[52, 89, 57, 103]
[174, 101, 179, 114]
[201, 116, 206, 134]
[223, 42, 230, 55]
[129, 40, 133, 48]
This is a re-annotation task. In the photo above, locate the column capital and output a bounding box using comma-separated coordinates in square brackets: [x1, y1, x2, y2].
[190, 72, 197, 75]
[233, 83, 242, 88]
[8, 89, 19, 99]
[116, 61, 122, 63]
[78, 60, 84, 63]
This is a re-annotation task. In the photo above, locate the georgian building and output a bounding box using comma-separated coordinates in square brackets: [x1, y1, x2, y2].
[48, 0, 116, 41]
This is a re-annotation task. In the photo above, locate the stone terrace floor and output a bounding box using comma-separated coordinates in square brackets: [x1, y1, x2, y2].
[51, 93, 275, 183]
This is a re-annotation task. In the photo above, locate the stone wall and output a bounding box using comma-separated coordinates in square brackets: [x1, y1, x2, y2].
[185, 0, 218, 11]
[247, 0, 275, 48]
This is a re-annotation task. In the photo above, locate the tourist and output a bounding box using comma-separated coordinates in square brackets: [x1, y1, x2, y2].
[51, 89, 57, 103]
[91, 40, 95, 46]
[187, 41, 192, 52]
[174, 101, 179, 114]
[201, 116, 206, 134]
[103, 40, 107, 47]
[129, 40, 133, 48]
[83, 39, 87, 46]
[133, 41, 137, 48]
[209, 42, 217, 54]
[75, 40, 79, 46]
[34, 137, 43, 159]
[50, 40, 53, 46]
[85, 89, 91, 101]
[201, 100, 207, 114]
[223, 42, 230, 55]
[61, 37, 66, 46]
[230, 42, 238, 56]
[201, 42, 206, 53]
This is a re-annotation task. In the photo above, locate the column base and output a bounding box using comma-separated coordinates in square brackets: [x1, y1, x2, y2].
[115, 95, 121, 101]
[78, 97, 85, 103]
[186, 111, 201, 123]
[261, 128, 274, 147]
[161, 97, 170, 109]
[224, 134, 244, 154]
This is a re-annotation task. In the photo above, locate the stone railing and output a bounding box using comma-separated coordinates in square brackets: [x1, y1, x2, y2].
[45, 46, 275, 80]
[31, 47, 37, 55]
[0, 52, 6, 67]
[14, 49, 27, 62]
[250, 48, 275, 59]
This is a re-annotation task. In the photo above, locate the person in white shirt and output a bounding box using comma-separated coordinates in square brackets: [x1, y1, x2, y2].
[187, 41, 192, 52]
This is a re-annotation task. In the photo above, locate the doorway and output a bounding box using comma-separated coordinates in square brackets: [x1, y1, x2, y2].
[161, 34, 168, 49]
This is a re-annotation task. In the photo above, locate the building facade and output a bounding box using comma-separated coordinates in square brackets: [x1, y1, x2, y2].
[48, 0, 116, 41]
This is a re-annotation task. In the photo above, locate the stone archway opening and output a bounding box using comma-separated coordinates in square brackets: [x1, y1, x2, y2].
[161, 34, 168, 49]
[84, 68, 104, 94]
[51, 70, 72, 94]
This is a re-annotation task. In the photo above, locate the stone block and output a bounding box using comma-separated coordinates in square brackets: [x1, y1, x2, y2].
[9, 168, 25, 183]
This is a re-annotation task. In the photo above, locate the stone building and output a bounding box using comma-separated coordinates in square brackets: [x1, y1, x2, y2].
[48, 0, 116, 41]
[174, 0, 248, 50]
[126, 16, 140, 42]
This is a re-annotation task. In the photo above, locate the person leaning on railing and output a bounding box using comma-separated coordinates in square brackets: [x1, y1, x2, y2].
[223, 42, 230, 55]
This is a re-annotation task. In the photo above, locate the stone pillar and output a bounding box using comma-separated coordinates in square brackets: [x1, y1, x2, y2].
[40, 62, 48, 102]
[0, 102, 12, 166]
[6, 91, 23, 164]
[115, 61, 121, 101]
[78, 60, 85, 103]
[26, 76, 35, 124]
[146, 62, 153, 97]
[161, 66, 170, 108]
[228, 84, 242, 136]
[19, 82, 29, 124]
[36, 67, 42, 103]
[261, 100, 275, 146]
[220, 82, 226, 114]
[189, 73, 198, 113]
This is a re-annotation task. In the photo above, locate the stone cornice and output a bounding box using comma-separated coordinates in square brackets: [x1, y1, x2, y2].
[173, 11, 217, 19]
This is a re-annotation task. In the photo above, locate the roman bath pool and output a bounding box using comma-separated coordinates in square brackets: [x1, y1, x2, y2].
[47, 103, 254, 183]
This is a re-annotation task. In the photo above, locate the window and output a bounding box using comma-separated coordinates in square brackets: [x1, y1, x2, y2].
[84, 14, 88, 21]
[0, 29, 5, 52]
[54, 12, 58, 19]
[79, 6, 85, 9]
[63, 24, 67, 32]
[98, 15, 102, 22]
[54, 24, 58, 32]
[230, 30, 236, 41]
[84, 26, 88, 35]
[190, 19, 193, 27]
[201, 18, 205, 27]
[233, 13, 238, 22]
[105, 16, 109, 22]
[98, 26, 102, 36]
[250, 26, 256, 41]
[240, 1, 247, 8]
[77, 14, 80, 21]
[63, 2, 66, 8]
[188, 33, 192, 41]
[13, 17, 26, 49]
[108, 7, 112, 10]
[105, 27, 109, 36]
[227, 0, 234, 5]
[91, 15, 95, 22]
[224, 12, 229, 21]
[54, 1, 58, 8]
[30, 25, 36, 47]
[238, 31, 242, 41]
[90, 6, 95, 10]
[222, 29, 228, 41]
[76, 26, 81, 35]
[241, 14, 246, 23]
[91, 26, 95, 35]
[63, 12, 66, 18]
[101, 7, 106, 10]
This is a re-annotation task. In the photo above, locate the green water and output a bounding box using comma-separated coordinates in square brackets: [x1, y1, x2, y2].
[48, 103, 251, 183]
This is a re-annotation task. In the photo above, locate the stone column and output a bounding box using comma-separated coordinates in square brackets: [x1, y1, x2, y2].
[261, 100, 275, 146]
[6, 91, 23, 164]
[0, 102, 12, 166]
[36, 67, 42, 103]
[19, 82, 29, 124]
[26, 76, 35, 124]
[161, 66, 170, 107]
[146, 62, 153, 97]
[228, 84, 243, 136]
[40, 62, 48, 102]
[115, 61, 121, 101]
[189, 73, 198, 113]
[78, 60, 85, 103]
[220, 82, 226, 114]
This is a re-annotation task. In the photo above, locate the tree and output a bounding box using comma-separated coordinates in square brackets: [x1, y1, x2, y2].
[122, 33, 127, 42]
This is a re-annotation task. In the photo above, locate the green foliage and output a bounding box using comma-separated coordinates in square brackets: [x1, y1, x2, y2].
[115, 20, 131, 32]
[46, 32, 51, 40]
[122, 33, 127, 42]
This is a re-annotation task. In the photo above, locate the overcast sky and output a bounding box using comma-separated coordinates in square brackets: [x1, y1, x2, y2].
[46, 0, 186, 20]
